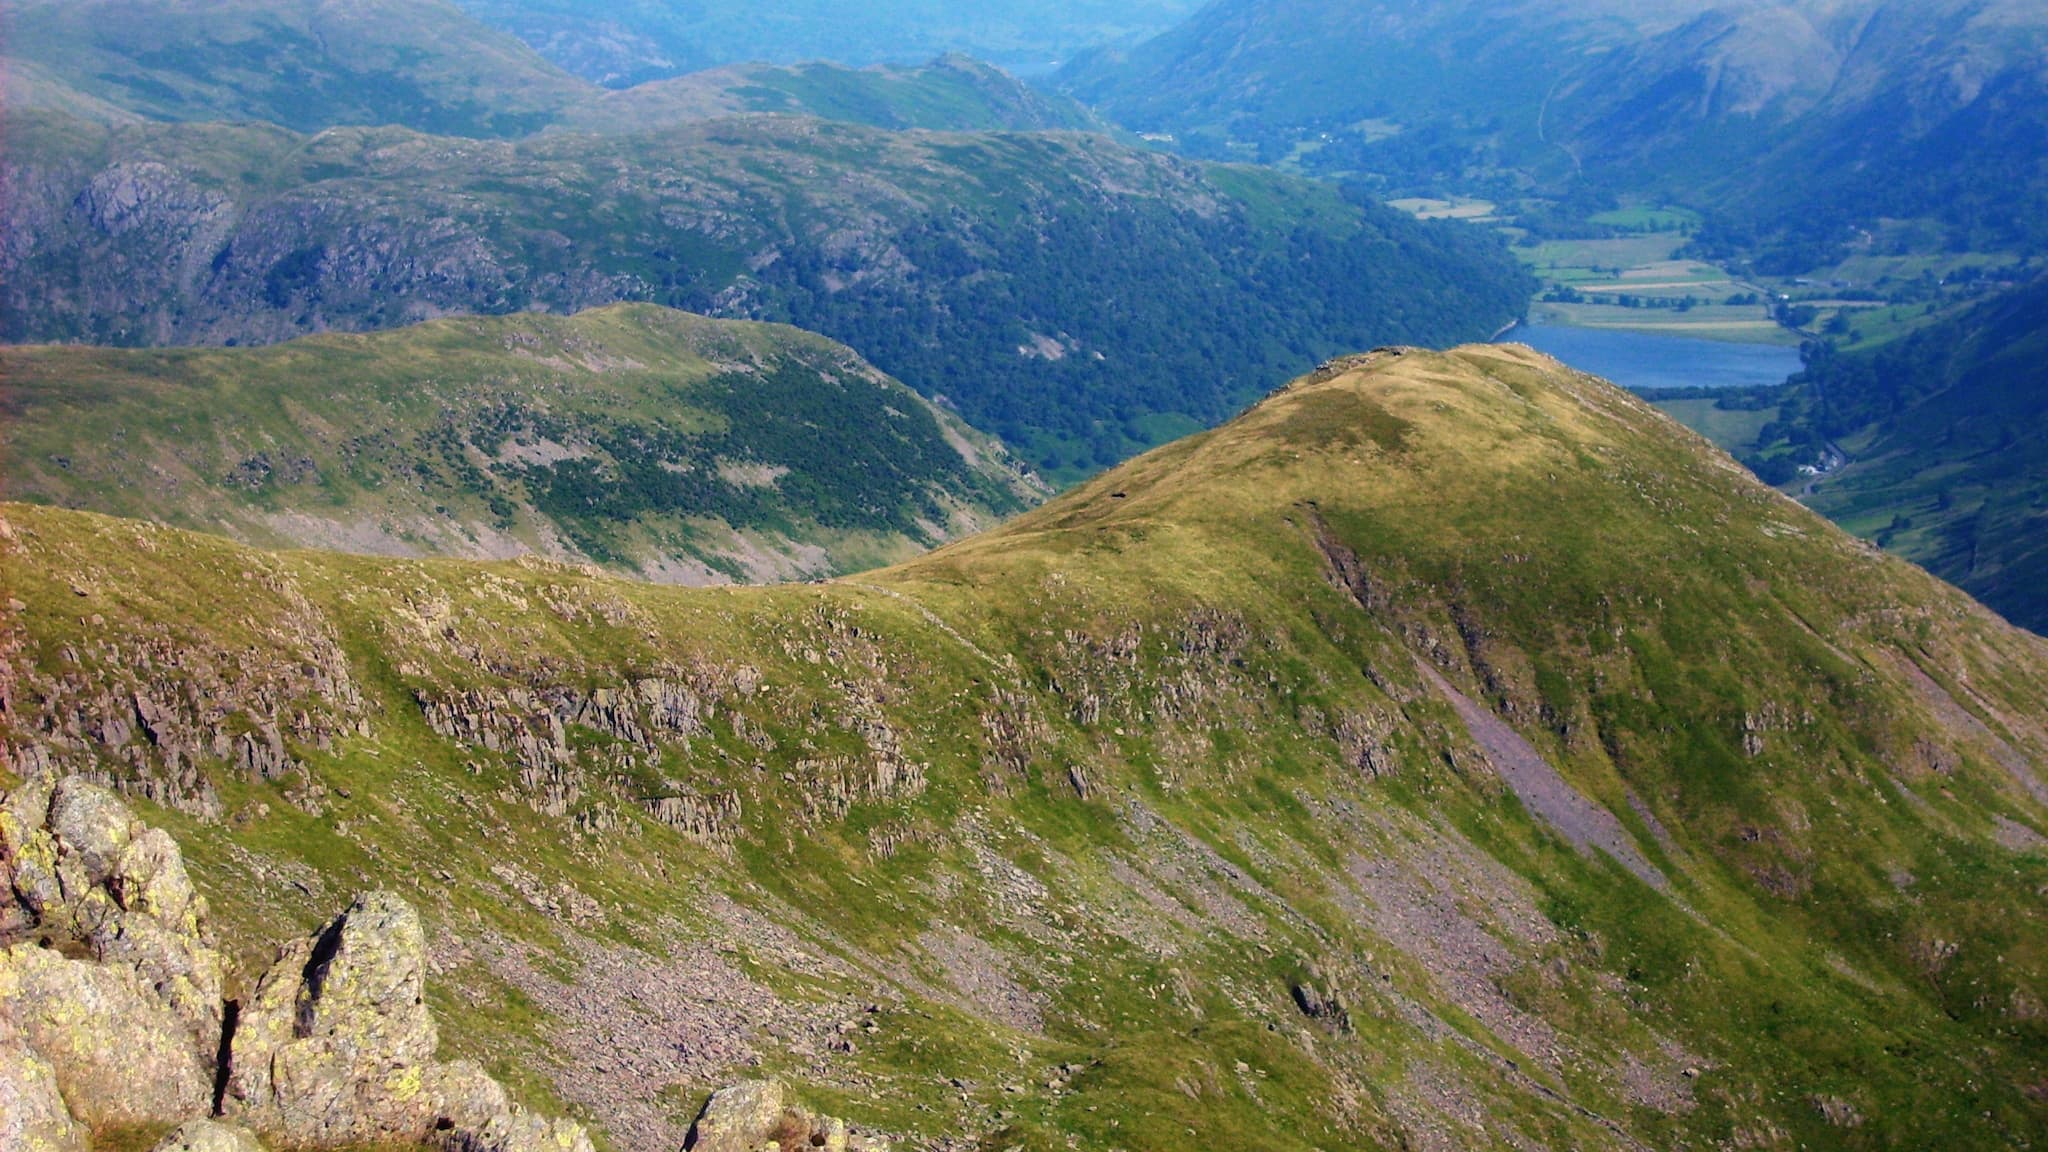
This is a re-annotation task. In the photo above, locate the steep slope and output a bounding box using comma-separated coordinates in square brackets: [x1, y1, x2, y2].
[0, 0, 592, 136]
[4, 345, 2044, 1151]
[0, 304, 1044, 583]
[1065, 0, 2048, 258]
[1553, 0, 2048, 256]
[0, 110, 1533, 475]
[1058, 0, 1705, 164]
[1778, 278, 2048, 632]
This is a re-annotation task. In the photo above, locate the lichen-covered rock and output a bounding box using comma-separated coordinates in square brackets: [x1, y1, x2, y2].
[0, 942, 213, 1126]
[687, 1080, 787, 1152]
[0, 778, 591, 1152]
[0, 777, 224, 1056]
[150, 1119, 268, 1152]
[228, 891, 594, 1152]
[686, 1081, 887, 1152]
[226, 891, 441, 1146]
[0, 1023, 86, 1152]
[429, 1059, 597, 1152]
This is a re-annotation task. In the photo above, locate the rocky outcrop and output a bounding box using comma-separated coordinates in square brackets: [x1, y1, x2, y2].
[0, 943, 217, 1126]
[4, 602, 369, 821]
[225, 890, 594, 1152]
[0, 774, 593, 1152]
[685, 1080, 888, 1152]
[0, 775, 225, 1127]
[225, 892, 442, 1145]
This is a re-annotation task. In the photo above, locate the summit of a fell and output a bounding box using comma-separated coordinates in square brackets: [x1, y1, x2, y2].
[924, 340, 1722, 542]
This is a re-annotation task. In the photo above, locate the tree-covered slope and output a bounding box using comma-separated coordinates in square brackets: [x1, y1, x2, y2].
[4, 345, 2045, 1151]
[0, 110, 1533, 476]
[1776, 278, 2048, 632]
[0, 304, 1044, 583]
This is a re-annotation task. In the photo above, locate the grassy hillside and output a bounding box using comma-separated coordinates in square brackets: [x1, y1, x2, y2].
[560, 55, 1103, 135]
[0, 110, 1533, 479]
[0, 0, 1111, 137]
[5, 344, 2044, 1151]
[0, 0, 592, 136]
[0, 304, 1042, 581]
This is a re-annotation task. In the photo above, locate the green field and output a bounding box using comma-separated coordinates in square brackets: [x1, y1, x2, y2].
[1586, 206, 1702, 230]
[1651, 397, 1781, 453]
[1517, 228, 1794, 344]
[1387, 196, 1498, 221]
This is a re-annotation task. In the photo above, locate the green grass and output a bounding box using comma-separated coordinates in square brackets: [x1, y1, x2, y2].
[1651, 398, 1781, 453]
[1586, 206, 1702, 230]
[0, 304, 1040, 580]
[6, 345, 2047, 1150]
[1522, 234, 1688, 276]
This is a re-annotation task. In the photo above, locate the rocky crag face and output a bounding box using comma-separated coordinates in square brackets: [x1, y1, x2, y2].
[0, 775, 602, 1152]
[1, 345, 2045, 1150]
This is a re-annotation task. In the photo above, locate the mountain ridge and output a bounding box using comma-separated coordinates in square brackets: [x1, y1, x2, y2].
[4, 343, 2043, 1151]
[1063, 0, 2048, 257]
[0, 0, 1104, 137]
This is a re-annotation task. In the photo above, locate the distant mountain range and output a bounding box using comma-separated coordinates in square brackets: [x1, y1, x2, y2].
[448, 0, 1204, 84]
[1063, 0, 2048, 258]
[0, 108, 1532, 476]
[0, 0, 1103, 136]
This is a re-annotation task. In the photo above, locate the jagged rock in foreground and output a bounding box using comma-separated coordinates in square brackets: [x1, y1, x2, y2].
[0, 775, 223, 1127]
[227, 890, 591, 1152]
[0, 775, 591, 1152]
[3, 344, 2046, 1149]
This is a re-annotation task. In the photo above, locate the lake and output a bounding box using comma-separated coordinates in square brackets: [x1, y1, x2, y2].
[1500, 323, 1805, 391]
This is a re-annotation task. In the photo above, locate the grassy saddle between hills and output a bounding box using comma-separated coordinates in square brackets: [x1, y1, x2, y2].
[2, 343, 2045, 1151]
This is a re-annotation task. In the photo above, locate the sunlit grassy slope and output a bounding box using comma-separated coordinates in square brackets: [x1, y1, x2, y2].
[4, 344, 2045, 1151]
[0, 305, 1042, 582]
